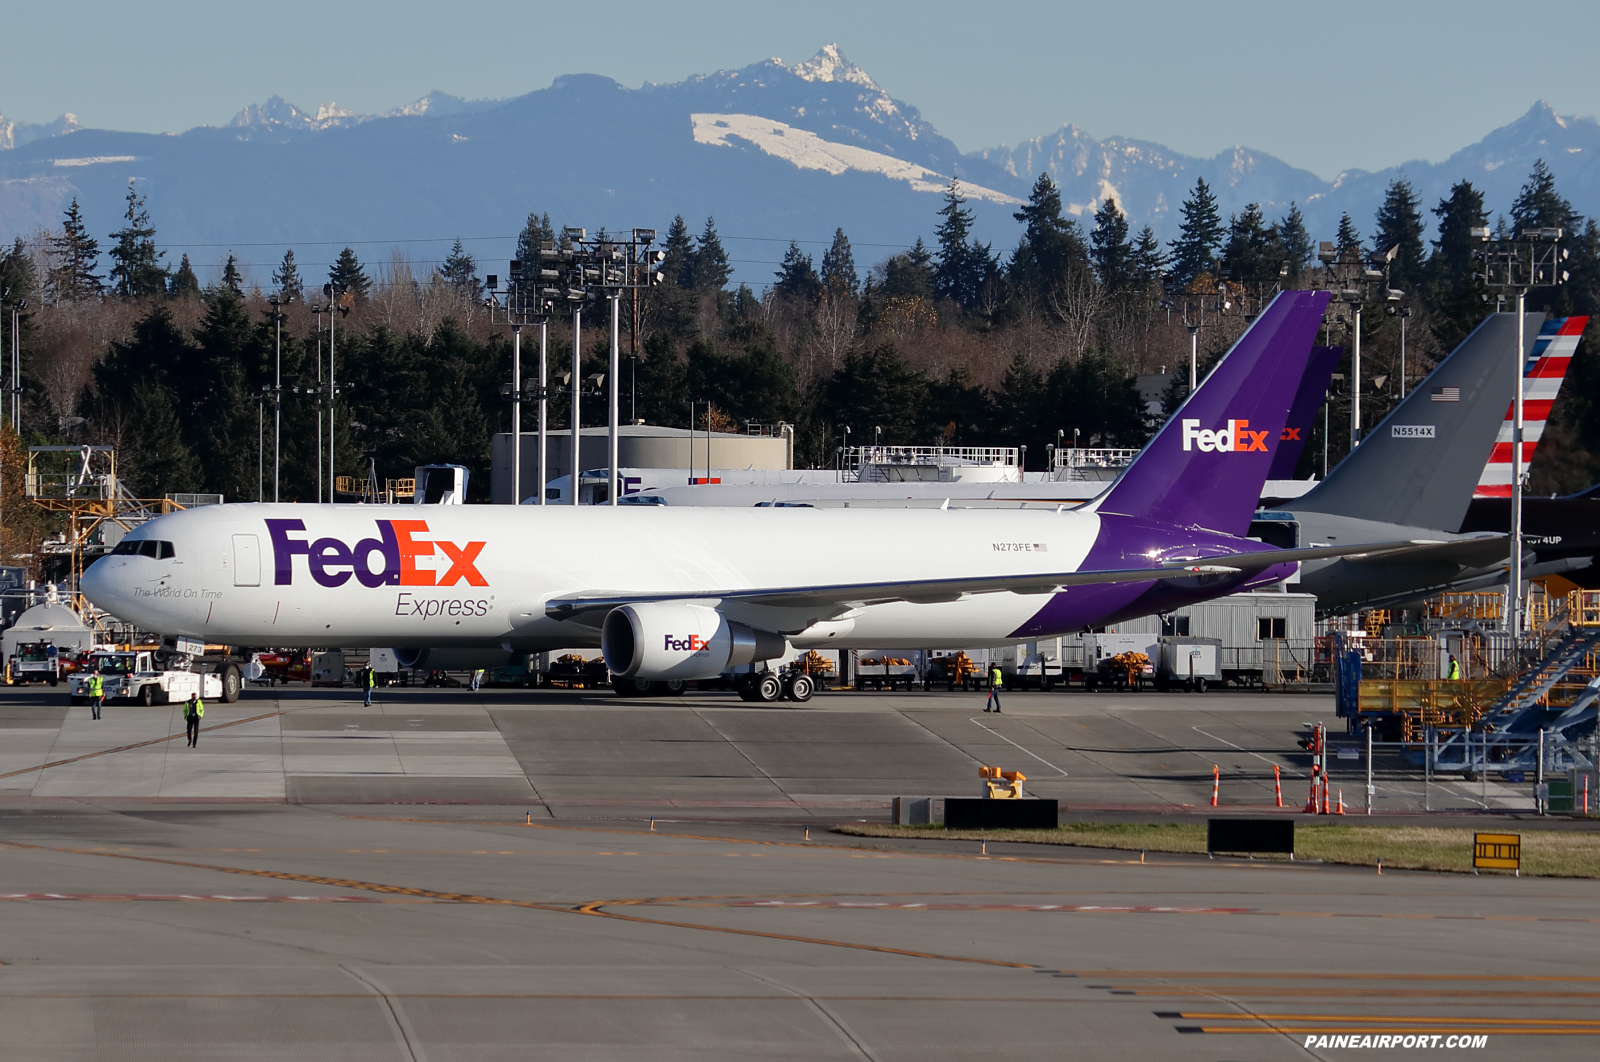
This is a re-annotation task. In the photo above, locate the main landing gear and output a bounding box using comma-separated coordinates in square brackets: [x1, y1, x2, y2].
[737, 669, 814, 704]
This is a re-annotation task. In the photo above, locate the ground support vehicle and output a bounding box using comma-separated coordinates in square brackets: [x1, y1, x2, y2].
[7, 642, 64, 686]
[1155, 637, 1224, 692]
[68, 649, 241, 706]
[546, 654, 610, 689]
[854, 656, 918, 691]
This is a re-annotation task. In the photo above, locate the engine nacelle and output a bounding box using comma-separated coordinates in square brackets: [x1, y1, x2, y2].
[602, 602, 787, 681]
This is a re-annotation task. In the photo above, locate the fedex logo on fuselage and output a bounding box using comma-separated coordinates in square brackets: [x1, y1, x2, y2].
[266, 519, 487, 588]
[1181, 418, 1270, 453]
[664, 635, 711, 653]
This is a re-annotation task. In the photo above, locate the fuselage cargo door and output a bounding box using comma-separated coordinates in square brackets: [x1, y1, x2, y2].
[232, 534, 261, 587]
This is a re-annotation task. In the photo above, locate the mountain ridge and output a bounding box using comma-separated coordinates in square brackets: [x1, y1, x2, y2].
[1, 48, 1596, 285]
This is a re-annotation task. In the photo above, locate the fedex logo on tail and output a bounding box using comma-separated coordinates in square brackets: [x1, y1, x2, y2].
[267, 519, 487, 588]
[1181, 418, 1270, 453]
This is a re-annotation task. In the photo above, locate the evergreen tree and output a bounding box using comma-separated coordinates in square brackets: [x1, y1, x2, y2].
[1010, 172, 1087, 301]
[1425, 181, 1489, 350]
[220, 253, 244, 295]
[127, 382, 202, 494]
[168, 254, 201, 300]
[1372, 177, 1426, 290]
[439, 237, 482, 300]
[633, 330, 687, 426]
[772, 241, 821, 301]
[327, 247, 370, 302]
[933, 181, 995, 308]
[1335, 213, 1363, 258]
[0, 237, 37, 304]
[106, 180, 167, 298]
[272, 248, 303, 301]
[688, 217, 730, 291]
[1089, 197, 1133, 292]
[1278, 202, 1313, 281]
[875, 239, 936, 300]
[661, 215, 696, 290]
[820, 227, 858, 297]
[819, 344, 930, 444]
[48, 197, 101, 302]
[1221, 204, 1277, 283]
[1167, 177, 1224, 286]
[1510, 159, 1581, 235]
[1130, 226, 1167, 288]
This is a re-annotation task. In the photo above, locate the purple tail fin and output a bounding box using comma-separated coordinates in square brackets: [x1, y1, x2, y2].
[1088, 290, 1330, 536]
[1267, 344, 1343, 480]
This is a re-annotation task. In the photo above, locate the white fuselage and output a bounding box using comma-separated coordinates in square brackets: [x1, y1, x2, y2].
[82, 503, 1105, 651]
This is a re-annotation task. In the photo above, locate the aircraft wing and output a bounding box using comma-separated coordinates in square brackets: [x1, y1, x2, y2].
[1341, 534, 1508, 569]
[543, 540, 1430, 620]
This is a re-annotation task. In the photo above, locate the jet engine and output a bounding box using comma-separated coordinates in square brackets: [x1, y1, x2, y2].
[602, 602, 786, 681]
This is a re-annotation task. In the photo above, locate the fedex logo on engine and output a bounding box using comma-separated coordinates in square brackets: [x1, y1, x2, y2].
[1181, 418, 1270, 453]
[664, 635, 711, 653]
[266, 519, 487, 588]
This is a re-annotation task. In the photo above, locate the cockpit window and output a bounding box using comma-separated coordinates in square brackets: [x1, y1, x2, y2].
[110, 539, 174, 559]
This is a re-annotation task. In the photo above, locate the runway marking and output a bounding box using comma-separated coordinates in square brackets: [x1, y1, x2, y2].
[970, 717, 1069, 775]
[1191, 725, 1301, 777]
[0, 893, 401, 903]
[731, 901, 1251, 912]
[0, 841, 1029, 969]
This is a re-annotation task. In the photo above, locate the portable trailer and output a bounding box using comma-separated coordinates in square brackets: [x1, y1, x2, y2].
[1106, 591, 1317, 687]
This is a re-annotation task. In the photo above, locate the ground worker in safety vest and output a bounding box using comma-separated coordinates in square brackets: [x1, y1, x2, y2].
[984, 663, 1003, 713]
[183, 692, 204, 747]
[360, 664, 376, 706]
[86, 670, 105, 721]
[1447, 654, 1461, 680]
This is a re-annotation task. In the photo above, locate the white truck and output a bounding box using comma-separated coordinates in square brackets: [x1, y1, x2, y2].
[68, 650, 242, 706]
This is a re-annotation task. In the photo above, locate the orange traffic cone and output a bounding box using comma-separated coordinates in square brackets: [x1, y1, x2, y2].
[1274, 764, 1283, 808]
[1336, 789, 1346, 815]
[1211, 765, 1220, 807]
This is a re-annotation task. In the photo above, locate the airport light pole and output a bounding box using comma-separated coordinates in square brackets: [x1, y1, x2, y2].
[321, 283, 349, 503]
[7, 297, 25, 433]
[268, 294, 290, 502]
[1313, 242, 1396, 448]
[1473, 225, 1567, 640]
[1386, 304, 1412, 399]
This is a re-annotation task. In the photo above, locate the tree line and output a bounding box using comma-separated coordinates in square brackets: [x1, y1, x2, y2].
[2, 160, 1600, 539]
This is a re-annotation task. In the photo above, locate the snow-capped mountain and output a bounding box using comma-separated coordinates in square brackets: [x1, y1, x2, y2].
[0, 111, 80, 152]
[0, 46, 1595, 287]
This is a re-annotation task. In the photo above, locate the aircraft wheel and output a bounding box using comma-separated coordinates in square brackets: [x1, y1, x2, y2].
[755, 673, 784, 703]
[659, 679, 687, 696]
[786, 673, 815, 703]
[219, 663, 242, 703]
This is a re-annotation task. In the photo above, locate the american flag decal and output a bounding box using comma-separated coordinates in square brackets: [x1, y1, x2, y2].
[1431, 386, 1460, 402]
[1032, 543, 1049, 552]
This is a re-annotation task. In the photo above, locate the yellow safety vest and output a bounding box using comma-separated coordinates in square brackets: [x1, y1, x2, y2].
[990, 667, 1002, 686]
[86, 675, 104, 697]
[1448, 660, 1461, 680]
[185, 698, 205, 719]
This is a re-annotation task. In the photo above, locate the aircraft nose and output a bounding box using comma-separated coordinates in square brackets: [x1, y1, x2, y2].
[79, 555, 119, 610]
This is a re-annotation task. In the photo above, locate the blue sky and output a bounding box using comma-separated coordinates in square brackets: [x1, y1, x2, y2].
[6, 0, 1599, 180]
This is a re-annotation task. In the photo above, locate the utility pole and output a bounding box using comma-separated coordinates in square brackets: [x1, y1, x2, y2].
[322, 283, 348, 503]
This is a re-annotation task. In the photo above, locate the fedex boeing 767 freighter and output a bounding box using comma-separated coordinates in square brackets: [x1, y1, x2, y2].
[82, 291, 1415, 700]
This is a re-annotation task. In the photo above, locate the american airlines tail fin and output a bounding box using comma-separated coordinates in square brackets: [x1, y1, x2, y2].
[1087, 290, 1329, 536]
[1284, 312, 1542, 532]
[1473, 316, 1587, 497]
[1267, 345, 1343, 480]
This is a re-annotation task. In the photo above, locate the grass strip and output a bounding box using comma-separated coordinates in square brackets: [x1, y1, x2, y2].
[832, 822, 1600, 878]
